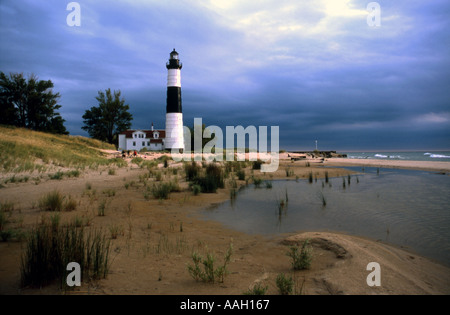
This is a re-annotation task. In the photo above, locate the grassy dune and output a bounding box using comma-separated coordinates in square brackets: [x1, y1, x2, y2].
[0, 125, 122, 174]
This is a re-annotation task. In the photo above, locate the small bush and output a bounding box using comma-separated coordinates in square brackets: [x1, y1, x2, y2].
[192, 184, 201, 196]
[243, 282, 268, 295]
[236, 170, 245, 181]
[253, 177, 263, 188]
[276, 273, 294, 295]
[265, 181, 273, 189]
[252, 159, 263, 170]
[187, 243, 233, 283]
[192, 163, 224, 193]
[64, 196, 77, 212]
[287, 239, 312, 270]
[108, 168, 116, 176]
[38, 191, 76, 212]
[49, 171, 64, 180]
[184, 162, 200, 181]
[131, 157, 143, 165]
[285, 168, 294, 177]
[102, 189, 116, 197]
[38, 191, 64, 212]
[150, 182, 172, 200]
[66, 170, 80, 178]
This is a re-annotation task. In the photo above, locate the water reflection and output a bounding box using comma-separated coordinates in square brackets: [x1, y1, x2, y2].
[204, 168, 450, 267]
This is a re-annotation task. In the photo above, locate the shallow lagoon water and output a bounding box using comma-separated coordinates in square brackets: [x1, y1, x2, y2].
[204, 167, 450, 267]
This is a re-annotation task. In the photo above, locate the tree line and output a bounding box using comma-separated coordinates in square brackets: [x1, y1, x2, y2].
[0, 72, 133, 145]
[0, 72, 68, 134]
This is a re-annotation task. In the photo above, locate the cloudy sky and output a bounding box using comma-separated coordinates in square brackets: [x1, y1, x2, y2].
[1, 0, 449, 151]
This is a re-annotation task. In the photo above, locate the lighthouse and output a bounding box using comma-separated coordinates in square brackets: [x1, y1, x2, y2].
[165, 49, 184, 152]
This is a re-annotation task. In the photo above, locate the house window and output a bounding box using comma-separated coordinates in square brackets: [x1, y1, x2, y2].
[142, 141, 145, 146]
[133, 141, 136, 146]
[147, 142, 150, 146]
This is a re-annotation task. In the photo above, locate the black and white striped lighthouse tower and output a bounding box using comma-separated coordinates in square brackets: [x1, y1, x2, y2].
[165, 49, 184, 152]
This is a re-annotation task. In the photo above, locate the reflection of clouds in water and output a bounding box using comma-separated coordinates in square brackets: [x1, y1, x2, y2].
[204, 168, 450, 267]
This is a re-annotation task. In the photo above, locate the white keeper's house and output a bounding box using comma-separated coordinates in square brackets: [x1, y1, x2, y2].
[118, 124, 166, 152]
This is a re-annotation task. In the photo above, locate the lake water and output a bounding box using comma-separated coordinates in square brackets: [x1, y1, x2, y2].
[203, 167, 450, 267]
[343, 151, 450, 161]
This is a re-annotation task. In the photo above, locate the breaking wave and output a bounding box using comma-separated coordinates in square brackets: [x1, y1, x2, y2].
[374, 154, 405, 159]
[430, 154, 450, 159]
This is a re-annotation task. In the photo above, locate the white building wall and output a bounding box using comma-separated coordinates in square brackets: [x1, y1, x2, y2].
[118, 134, 126, 151]
[120, 130, 165, 151]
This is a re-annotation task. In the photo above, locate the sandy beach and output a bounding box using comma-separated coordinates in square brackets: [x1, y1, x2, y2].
[0, 153, 449, 295]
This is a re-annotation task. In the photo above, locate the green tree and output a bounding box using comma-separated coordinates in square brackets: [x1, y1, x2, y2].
[0, 72, 67, 134]
[82, 89, 132, 145]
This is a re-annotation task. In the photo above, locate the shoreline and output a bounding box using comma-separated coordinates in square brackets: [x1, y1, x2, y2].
[1, 156, 449, 294]
[323, 157, 450, 172]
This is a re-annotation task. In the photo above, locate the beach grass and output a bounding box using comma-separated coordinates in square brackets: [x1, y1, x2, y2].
[20, 224, 110, 288]
[0, 125, 119, 174]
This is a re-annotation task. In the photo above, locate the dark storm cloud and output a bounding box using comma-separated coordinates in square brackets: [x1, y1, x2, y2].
[1, 0, 449, 150]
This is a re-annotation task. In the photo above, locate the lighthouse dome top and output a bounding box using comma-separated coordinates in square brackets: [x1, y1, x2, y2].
[167, 48, 182, 69]
[170, 49, 179, 59]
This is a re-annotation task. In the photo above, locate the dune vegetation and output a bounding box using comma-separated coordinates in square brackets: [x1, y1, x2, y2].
[0, 125, 123, 174]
